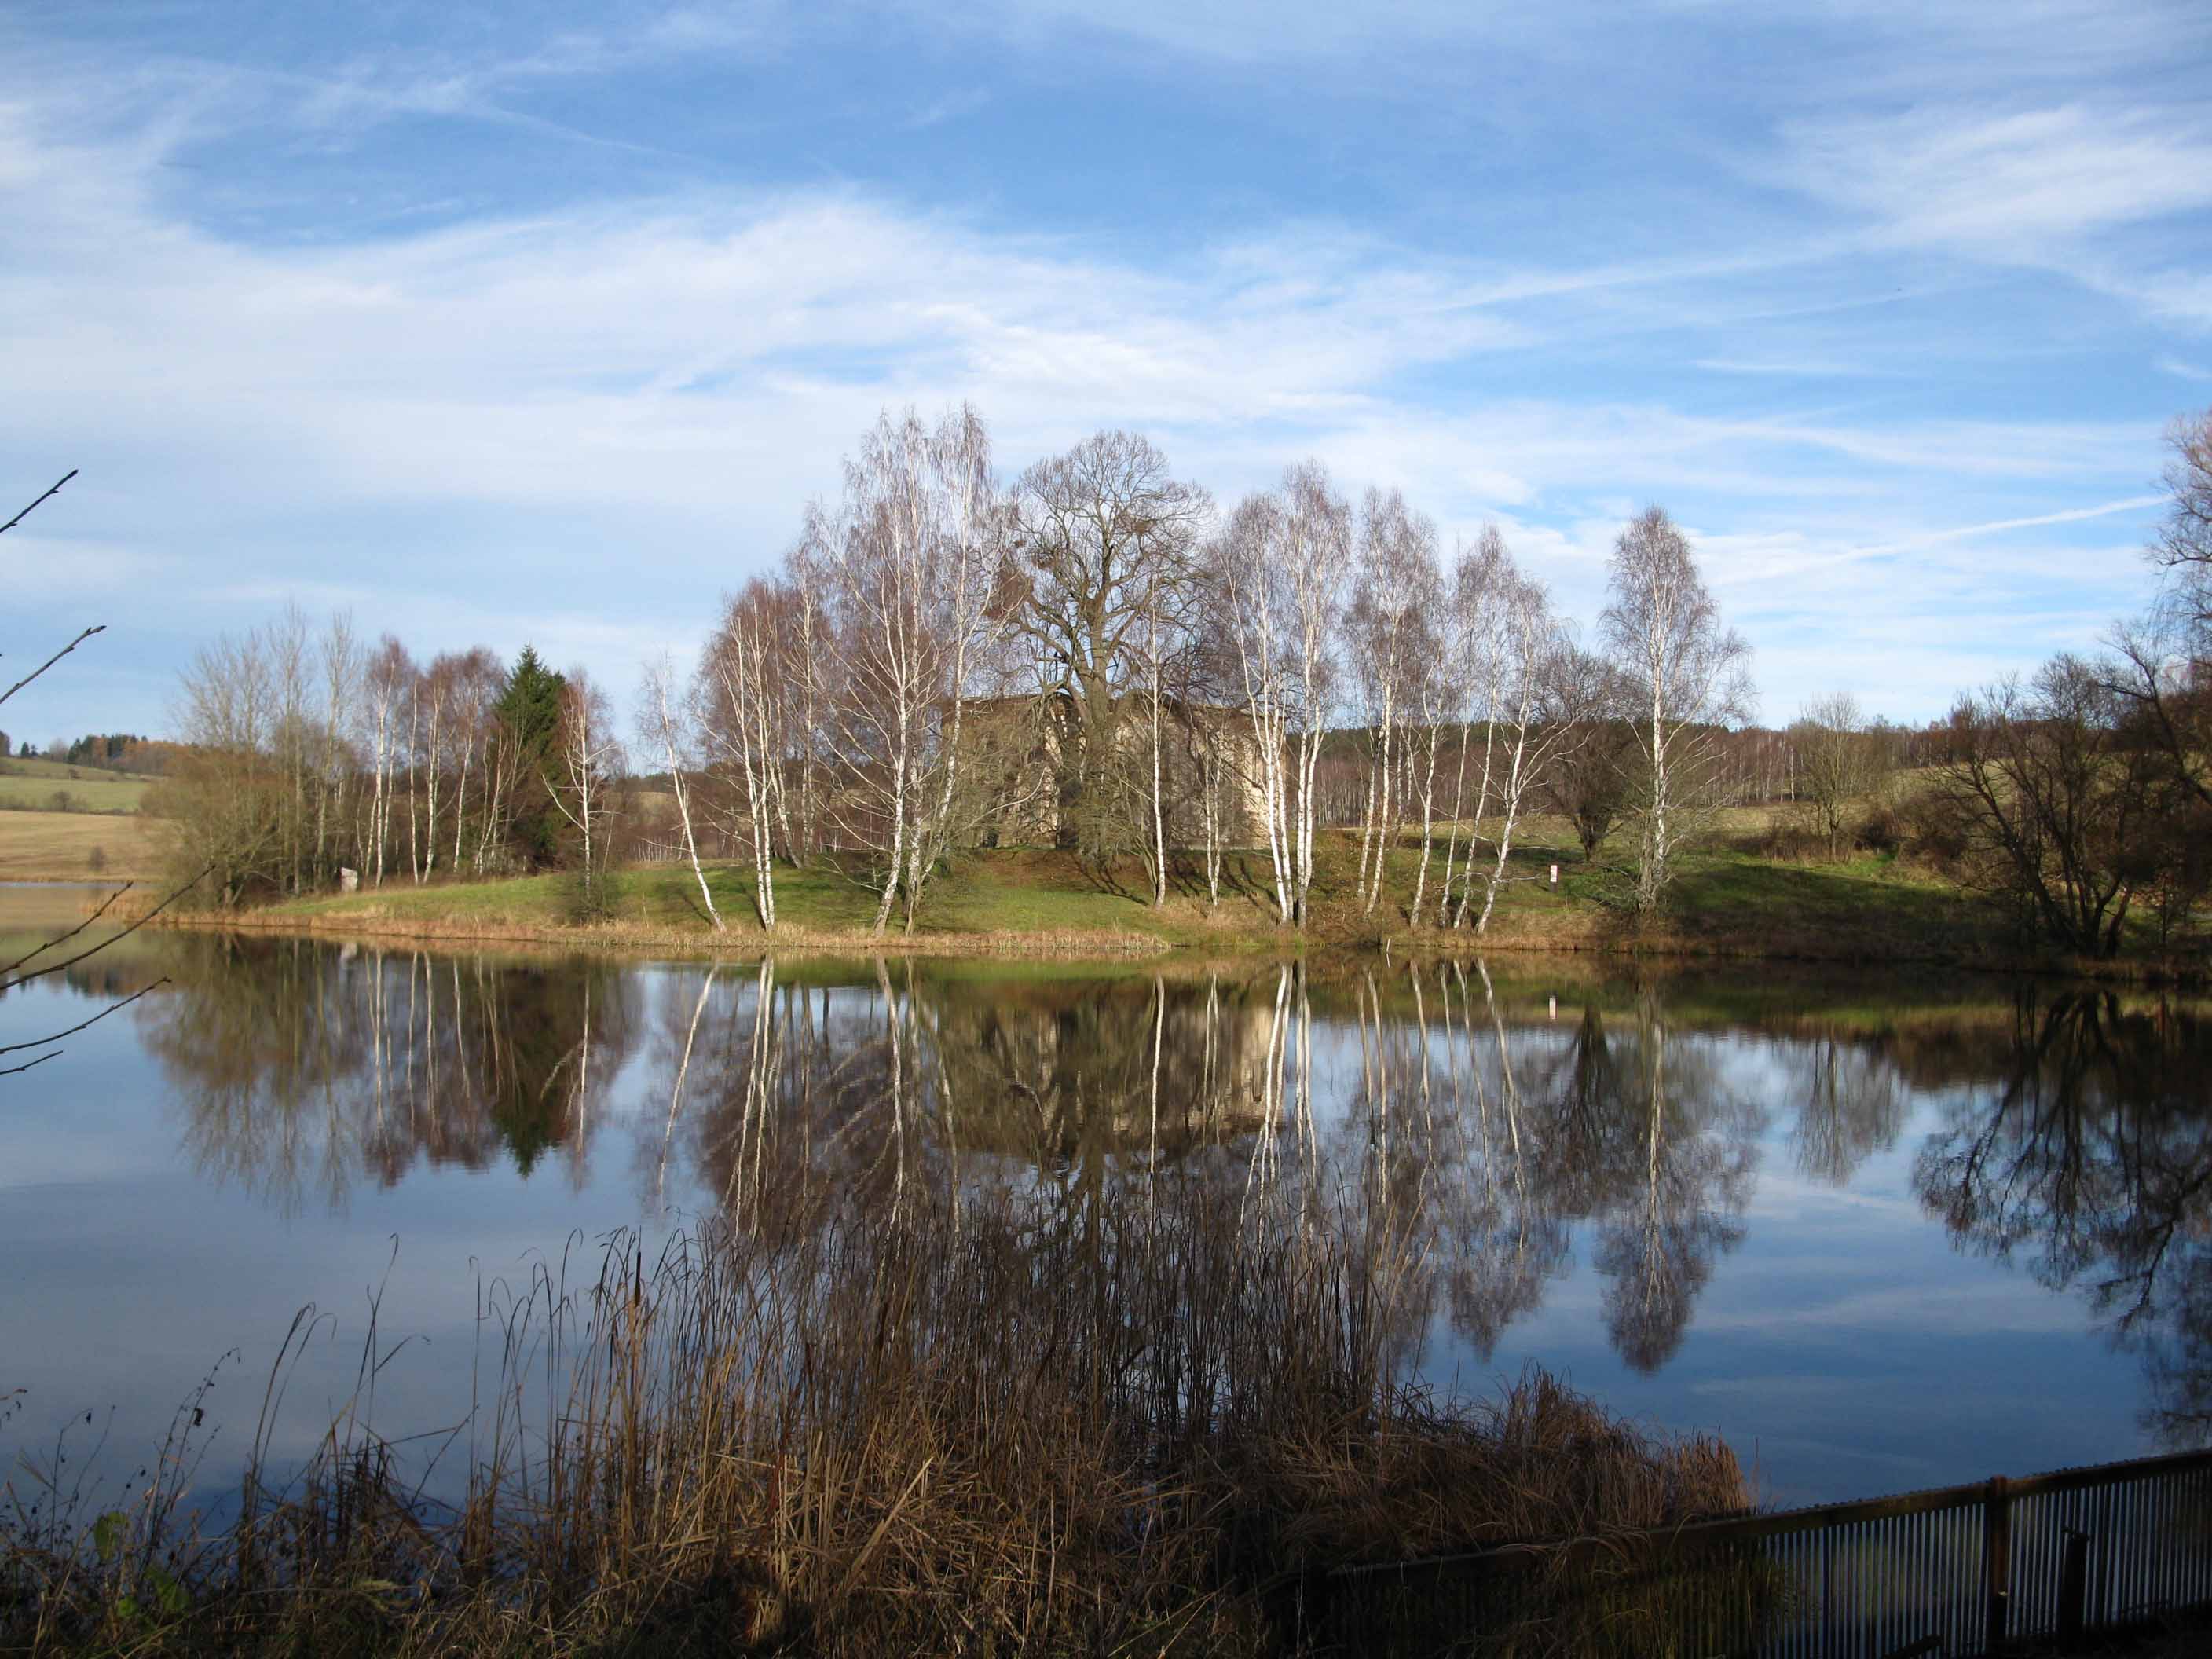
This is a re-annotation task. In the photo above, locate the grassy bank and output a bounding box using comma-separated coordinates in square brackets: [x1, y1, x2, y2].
[4, 1193, 1756, 1657]
[170, 812, 2178, 977]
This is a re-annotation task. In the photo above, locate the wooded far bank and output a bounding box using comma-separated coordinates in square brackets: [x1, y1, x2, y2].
[147, 403, 2212, 968]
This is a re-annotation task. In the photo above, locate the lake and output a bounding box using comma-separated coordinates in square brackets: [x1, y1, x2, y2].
[3, 885, 2207, 1521]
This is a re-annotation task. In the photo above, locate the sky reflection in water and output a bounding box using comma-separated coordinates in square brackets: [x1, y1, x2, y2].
[2, 915, 2207, 1514]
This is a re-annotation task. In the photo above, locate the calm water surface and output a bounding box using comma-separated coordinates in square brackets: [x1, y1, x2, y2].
[3, 888, 2207, 1514]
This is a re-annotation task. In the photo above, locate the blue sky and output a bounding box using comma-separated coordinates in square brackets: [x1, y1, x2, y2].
[4, 0, 2210, 741]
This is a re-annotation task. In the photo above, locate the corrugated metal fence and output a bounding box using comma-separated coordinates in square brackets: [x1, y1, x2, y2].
[1313, 1446, 2212, 1657]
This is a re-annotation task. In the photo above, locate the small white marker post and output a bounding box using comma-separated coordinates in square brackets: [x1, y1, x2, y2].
[1548, 862, 1558, 887]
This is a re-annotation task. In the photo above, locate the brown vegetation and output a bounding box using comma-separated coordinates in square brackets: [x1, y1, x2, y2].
[0, 808, 165, 881]
[5, 1176, 1752, 1656]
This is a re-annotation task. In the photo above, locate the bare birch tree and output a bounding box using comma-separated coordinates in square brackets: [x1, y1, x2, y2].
[1403, 606, 1463, 927]
[698, 582, 789, 928]
[314, 613, 360, 880]
[1437, 529, 1509, 925]
[267, 604, 310, 895]
[1346, 489, 1440, 915]
[1188, 709, 1232, 910]
[1599, 507, 1753, 914]
[1282, 464, 1351, 926]
[362, 638, 413, 888]
[1469, 551, 1580, 933]
[818, 405, 1011, 936]
[549, 670, 624, 919]
[448, 647, 503, 873]
[1130, 584, 1177, 906]
[642, 651, 723, 931]
[1210, 466, 1352, 928]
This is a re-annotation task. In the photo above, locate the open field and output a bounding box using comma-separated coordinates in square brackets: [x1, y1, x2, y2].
[0, 755, 155, 782]
[0, 756, 149, 779]
[0, 758, 155, 813]
[0, 808, 166, 881]
[0, 775, 148, 813]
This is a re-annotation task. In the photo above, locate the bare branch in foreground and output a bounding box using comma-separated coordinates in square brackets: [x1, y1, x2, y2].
[0, 979, 170, 1062]
[0, 469, 75, 538]
[0, 881, 136, 981]
[0, 624, 107, 709]
[0, 862, 217, 998]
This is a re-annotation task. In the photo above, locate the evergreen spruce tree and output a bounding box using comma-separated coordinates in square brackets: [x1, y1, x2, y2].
[493, 644, 569, 869]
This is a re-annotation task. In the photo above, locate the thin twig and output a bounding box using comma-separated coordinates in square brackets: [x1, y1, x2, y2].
[0, 861, 217, 997]
[0, 470, 75, 538]
[0, 881, 135, 980]
[0, 624, 107, 709]
[0, 978, 167, 1059]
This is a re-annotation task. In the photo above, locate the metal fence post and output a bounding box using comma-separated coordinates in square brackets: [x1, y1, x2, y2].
[2058, 1529, 2089, 1640]
[1983, 1475, 2012, 1650]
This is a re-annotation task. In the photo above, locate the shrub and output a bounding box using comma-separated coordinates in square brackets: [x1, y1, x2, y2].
[1854, 802, 1906, 856]
[1898, 785, 1971, 870]
[1732, 812, 1828, 863]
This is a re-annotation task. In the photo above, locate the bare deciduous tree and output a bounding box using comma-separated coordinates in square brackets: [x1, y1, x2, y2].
[1932, 658, 2171, 958]
[550, 670, 624, 919]
[1435, 529, 1508, 925]
[2108, 409, 2212, 822]
[642, 651, 723, 932]
[363, 637, 413, 888]
[698, 583, 789, 929]
[1005, 431, 1210, 859]
[1346, 489, 1440, 916]
[1791, 690, 1888, 857]
[1212, 463, 1351, 927]
[2154, 405, 2212, 633]
[817, 405, 1011, 936]
[1600, 508, 1753, 914]
[1467, 547, 1580, 934]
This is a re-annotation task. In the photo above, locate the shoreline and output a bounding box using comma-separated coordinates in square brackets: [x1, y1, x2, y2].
[152, 899, 2209, 987]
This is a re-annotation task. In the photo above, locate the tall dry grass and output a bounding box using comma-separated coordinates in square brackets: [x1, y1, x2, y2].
[5, 1192, 1753, 1655]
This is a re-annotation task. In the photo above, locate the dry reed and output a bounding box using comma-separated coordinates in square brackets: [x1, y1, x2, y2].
[6, 1150, 1754, 1657]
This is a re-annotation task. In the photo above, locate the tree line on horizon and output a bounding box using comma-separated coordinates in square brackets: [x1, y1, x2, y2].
[158, 403, 2211, 956]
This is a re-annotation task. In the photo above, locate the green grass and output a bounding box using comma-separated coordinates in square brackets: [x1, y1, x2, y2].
[208, 796, 2208, 976]
[0, 773, 148, 813]
[233, 811, 2068, 976]
[272, 849, 1241, 948]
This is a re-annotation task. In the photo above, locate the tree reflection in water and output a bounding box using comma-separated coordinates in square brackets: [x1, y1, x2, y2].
[135, 939, 2210, 1402]
[140, 934, 639, 1210]
[1908, 990, 2212, 1447]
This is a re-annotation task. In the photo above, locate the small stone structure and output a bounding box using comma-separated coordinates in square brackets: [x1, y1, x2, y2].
[958, 694, 1271, 849]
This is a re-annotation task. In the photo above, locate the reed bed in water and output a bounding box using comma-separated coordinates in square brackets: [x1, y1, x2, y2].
[5, 1168, 1754, 1657]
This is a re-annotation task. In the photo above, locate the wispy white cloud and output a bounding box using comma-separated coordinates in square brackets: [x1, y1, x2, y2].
[1782, 104, 2212, 255]
[1768, 102, 2212, 330]
[0, 8, 2196, 736]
